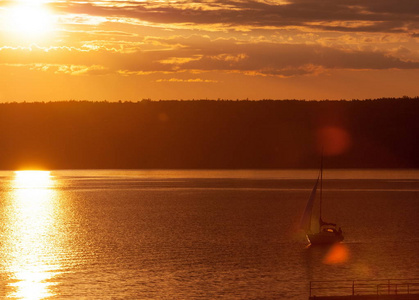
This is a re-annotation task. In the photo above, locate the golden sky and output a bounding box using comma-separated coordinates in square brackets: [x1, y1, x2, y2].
[0, 0, 418, 101]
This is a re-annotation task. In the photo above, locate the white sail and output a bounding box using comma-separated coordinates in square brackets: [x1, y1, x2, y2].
[299, 176, 319, 232]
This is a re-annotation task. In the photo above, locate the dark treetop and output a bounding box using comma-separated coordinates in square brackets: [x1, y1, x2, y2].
[0, 97, 418, 170]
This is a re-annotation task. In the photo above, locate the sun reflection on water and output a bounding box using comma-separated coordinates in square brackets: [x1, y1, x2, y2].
[14, 171, 53, 189]
[4, 171, 62, 299]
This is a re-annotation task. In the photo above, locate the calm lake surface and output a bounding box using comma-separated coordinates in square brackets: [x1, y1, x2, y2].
[0, 169, 418, 299]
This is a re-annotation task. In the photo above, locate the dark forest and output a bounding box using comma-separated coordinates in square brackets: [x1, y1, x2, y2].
[0, 98, 418, 170]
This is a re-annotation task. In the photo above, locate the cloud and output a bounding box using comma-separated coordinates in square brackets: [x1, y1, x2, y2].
[46, 0, 419, 34]
[1, 37, 418, 78]
[159, 36, 419, 75]
[155, 78, 218, 83]
[0, 62, 111, 75]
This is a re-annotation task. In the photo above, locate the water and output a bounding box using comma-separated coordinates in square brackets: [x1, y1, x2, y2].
[0, 170, 418, 299]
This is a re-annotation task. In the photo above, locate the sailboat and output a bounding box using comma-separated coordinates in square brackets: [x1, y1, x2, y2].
[299, 155, 344, 245]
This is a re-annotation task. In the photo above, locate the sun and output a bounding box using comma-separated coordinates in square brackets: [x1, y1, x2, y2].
[2, 1, 55, 39]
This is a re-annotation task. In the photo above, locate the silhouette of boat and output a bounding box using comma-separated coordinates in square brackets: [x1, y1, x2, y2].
[300, 155, 344, 245]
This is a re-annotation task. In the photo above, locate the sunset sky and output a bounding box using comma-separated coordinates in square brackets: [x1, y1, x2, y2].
[0, 0, 418, 101]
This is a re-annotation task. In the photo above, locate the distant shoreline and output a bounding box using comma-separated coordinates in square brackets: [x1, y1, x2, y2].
[0, 97, 418, 169]
[2, 169, 419, 181]
[1, 96, 418, 104]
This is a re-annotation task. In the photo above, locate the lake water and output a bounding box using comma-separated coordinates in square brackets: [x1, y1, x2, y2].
[0, 169, 418, 299]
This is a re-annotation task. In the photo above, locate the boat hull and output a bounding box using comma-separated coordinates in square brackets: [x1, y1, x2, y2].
[307, 231, 344, 245]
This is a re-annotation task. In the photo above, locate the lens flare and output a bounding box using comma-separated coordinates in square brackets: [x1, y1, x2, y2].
[323, 243, 349, 264]
[317, 126, 352, 156]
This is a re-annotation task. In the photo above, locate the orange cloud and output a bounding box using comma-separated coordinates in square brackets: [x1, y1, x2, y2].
[155, 78, 218, 83]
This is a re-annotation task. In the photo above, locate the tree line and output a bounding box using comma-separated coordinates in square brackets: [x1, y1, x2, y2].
[0, 97, 418, 169]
